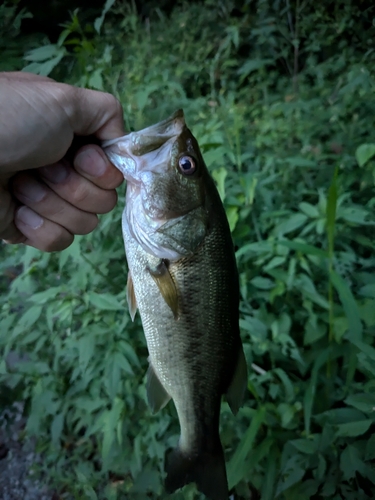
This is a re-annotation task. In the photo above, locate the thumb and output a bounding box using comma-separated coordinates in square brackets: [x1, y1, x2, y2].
[66, 87, 125, 141]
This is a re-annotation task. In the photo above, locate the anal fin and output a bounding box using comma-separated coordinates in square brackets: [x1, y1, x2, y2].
[226, 345, 247, 415]
[146, 363, 171, 413]
[147, 260, 179, 319]
[126, 272, 137, 321]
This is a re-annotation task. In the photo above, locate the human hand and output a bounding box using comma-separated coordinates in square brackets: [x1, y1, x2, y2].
[0, 72, 124, 251]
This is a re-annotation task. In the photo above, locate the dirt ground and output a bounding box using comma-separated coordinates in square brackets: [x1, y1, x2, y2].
[0, 401, 54, 500]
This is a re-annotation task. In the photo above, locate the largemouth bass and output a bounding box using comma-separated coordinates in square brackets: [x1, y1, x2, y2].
[103, 110, 247, 500]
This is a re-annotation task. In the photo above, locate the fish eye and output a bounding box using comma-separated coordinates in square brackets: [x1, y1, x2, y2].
[178, 155, 196, 175]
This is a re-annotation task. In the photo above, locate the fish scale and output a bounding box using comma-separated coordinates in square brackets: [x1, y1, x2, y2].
[103, 110, 247, 500]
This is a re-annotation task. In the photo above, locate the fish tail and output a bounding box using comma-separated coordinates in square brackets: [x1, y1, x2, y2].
[165, 443, 228, 500]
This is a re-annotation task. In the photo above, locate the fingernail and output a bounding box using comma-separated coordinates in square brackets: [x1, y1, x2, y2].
[14, 180, 46, 202]
[39, 162, 69, 183]
[75, 148, 107, 177]
[16, 206, 43, 229]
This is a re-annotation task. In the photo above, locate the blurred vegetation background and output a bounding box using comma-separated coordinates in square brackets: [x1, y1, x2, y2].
[1, 0, 375, 498]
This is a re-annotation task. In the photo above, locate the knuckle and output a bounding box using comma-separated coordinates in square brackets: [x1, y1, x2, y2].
[102, 93, 123, 124]
[103, 91, 120, 107]
[71, 184, 91, 206]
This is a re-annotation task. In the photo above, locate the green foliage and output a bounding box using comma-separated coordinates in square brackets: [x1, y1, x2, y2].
[0, 1, 43, 71]
[1, 0, 375, 498]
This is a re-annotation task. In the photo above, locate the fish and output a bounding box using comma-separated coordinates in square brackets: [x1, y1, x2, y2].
[103, 110, 247, 500]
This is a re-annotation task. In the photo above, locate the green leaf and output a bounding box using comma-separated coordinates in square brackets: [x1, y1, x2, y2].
[23, 44, 61, 62]
[273, 368, 294, 402]
[264, 256, 286, 271]
[211, 167, 227, 201]
[250, 276, 274, 289]
[0, 359, 7, 375]
[285, 157, 317, 168]
[352, 339, 375, 361]
[304, 316, 326, 345]
[296, 274, 329, 309]
[278, 239, 328, 258]
[236, 240, 273, 259]
[340, 445, 366, 480]
[274, 213, 308, 236]
[227, 406, 265, 488]
[113, 351, 134, 375]
[365, 434, 375, 460]
[277, 403, 295, 428]
[316, 408, 366, 425]
[203, 146, 227, 168]
[344, 393, 375, 413]
[339, 206, 372, 225]
[299, 202, 319, 218]
[75, 469, 89, 483]
[359, 283, 375, 298]
[131, 467, 161, 493]
[101, 398, 124, 469]
[94, 0, 116, 34]
[86, 291, 123, 311]
[335, 419, 372, 437]
[88, 68, 104, 90]
[51, 413, 64, 446]
[79, 335, 95, 373]
[304, 347, 332, 435]
[23, 50, 66, 76]
[360, 299, 375, 327]
[276, 456, 306, 496]
[226, 206, 239, 232]
[118, 340, 140, 368]
[261, 445, 277, 500]
[326, 168, 337, 256]
[330, 270, 363, 341]
[290, 438, 317, 455]
[238, 58, 274, 77]
[244, 437, 273, 473]
[17, 305, 43, 331]
[240, 316, 267, 339]
[355, 143, 375, 167]
[29, 287, 62, 304]
[83, 485, 98, 500]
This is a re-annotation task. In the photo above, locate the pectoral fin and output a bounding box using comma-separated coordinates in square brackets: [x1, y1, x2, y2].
[147, 363, 171, 413]
[147, 260, 179, 319]
[226, 346, 247, 415]
[126, 272, 137, 321]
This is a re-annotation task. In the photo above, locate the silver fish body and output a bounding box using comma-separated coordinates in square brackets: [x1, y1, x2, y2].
[103, 110, 247, 500]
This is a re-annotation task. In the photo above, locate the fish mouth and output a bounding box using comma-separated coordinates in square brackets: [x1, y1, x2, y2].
[102, 109, 185, 155]
[102, 110, 186, 181]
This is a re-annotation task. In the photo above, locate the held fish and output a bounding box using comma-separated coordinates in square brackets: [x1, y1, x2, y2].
[103, 110, 247, 500]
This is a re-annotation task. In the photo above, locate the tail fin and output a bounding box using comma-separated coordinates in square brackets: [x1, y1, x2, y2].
[165, 445, 228, 500]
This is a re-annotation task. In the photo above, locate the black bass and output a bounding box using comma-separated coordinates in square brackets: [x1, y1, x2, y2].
[103, 110, 247, 500]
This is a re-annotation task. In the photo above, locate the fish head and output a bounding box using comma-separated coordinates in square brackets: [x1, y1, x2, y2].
[103, 110, 206, 220]
[103, 110, 210, 260]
